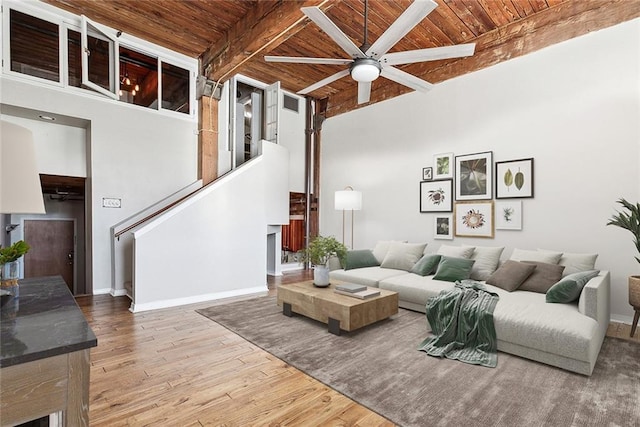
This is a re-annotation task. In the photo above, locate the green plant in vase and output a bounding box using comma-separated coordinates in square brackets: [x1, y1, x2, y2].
[0, 240, 30, 281]
[607, 198, 640, 336]
[298, 235, 347, 287]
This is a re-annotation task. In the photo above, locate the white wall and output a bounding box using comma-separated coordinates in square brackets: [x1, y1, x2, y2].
[131, 142, 289, 312]
[320, 19, 640, 323]
[279, 91, 307, 193]
[1, 78, 199, 293]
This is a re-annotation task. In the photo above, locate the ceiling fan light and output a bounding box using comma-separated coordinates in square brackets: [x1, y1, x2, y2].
[350, 60, 381, 83]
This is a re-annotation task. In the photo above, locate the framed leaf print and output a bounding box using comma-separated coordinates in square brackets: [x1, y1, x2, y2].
[496, 158, 534, 199]
[455, 151, 493, 200]
[495, 200, 522, 230]
[422, 167, 433, 181]
[433, 152, 454, 179]
[454, 200, 494, 238]
[420, 179, 453, 213]
[434, 214, 453, 240]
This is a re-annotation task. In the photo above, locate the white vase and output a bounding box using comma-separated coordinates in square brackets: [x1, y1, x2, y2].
[313, 265, 330, 287]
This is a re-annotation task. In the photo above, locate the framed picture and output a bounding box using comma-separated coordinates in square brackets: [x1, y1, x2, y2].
[434, 214, 453, 240]
[433, 152, 454, 179]
[420, 179, 453, 213]
[495, 200, 522, 230]
[454, 200, 494, 238]
[495, 158, 534, 199]
[455, 151, 493, 200]
[422, 167, 433, 181]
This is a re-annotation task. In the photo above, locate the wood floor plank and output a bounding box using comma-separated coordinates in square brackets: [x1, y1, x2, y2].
[75, 269, 637, 425]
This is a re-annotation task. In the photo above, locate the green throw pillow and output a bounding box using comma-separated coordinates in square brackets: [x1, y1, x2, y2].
[344, 249, 380, 271]
[411, 254, 442, 276]
[546, 270, 600, 303]
[432, 256, 475, 282]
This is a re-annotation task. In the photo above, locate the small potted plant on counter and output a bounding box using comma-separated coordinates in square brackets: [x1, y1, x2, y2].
[298, 235, 347, 287]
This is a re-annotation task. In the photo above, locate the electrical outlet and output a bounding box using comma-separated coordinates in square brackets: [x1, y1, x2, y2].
[102, 198, 122, 208]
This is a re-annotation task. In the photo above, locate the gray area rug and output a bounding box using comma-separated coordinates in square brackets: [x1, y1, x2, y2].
[197, 297, 640, 427]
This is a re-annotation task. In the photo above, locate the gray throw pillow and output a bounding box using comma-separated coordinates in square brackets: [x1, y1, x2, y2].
[344, 249, 380, 271]
[546, 270, 600, 303]
[518, 261, 565, 293]
[486, 260, 537, 292]
[432, 256, 475, 282]
[411, 254, 442, 276]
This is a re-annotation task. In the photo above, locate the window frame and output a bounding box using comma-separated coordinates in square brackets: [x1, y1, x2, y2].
[1, 1, 197, 119]
[81, 15, 118, 99]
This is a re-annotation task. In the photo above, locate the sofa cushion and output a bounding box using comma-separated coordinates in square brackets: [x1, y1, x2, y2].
[379, 274, 455, 307]
[411, 254, 441, 276]
[558, 252, 598, 276]
[329, 267, 407, 288]
[381, 242, 427, 271]
[486, 260, 536, 292]
[432, 256, 475, 282]
[510, 248, 562, 264]
[546, 270, 600, 303]
[491, 287, 599, 362]
[465, 245, 504, 281]
[372, 240, 406, 264]
[344, 249, 379, 270]
[437, 245, 475, 259]
[518, 261, 565, 293]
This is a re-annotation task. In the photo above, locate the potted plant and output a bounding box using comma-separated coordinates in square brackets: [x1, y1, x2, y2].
[0, 240, 30, 283]
[607, 198, 640, 336]
[298, 235, 347, 287]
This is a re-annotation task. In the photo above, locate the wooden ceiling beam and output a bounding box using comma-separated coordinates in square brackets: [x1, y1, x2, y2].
[200, 0, 340, 82]
[325, 0, 640, 118]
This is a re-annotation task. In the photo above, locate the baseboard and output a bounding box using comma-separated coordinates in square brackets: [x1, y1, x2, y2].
[110, 288, 128, 297]
[129, 286, 268, 313]
[92, 287, 112, 295]
[610, 314, 634, 325]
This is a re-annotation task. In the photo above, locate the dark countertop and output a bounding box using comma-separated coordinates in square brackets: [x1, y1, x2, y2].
[1, 276, 97, 368]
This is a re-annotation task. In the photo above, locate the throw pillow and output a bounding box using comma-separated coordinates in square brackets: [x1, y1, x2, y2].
[381, 242, 428, 271]
[411, 254, 442, 276]
[464, 245, 505, 281]
[558, 252, 598, 276]
[486, 260, 537, 292]
[518, 261, 565, 293]
[344, 249, 380, 271]
[546, 270, 600, 303]
[510, 248, 562, 264]
[432, 256, 475, 282]
[372, 240, 406, 264]
[436, 245, 475, 259]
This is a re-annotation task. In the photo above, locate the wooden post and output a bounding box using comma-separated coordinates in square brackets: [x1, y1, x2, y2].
[198, 95, 218, 185]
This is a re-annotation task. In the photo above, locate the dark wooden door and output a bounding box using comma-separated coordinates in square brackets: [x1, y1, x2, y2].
[24, 219, 74, 293]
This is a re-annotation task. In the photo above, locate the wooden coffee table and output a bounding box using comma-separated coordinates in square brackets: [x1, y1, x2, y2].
[276, 281, 398, 335]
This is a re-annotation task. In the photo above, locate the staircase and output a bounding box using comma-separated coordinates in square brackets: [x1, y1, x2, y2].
[112, 141, 289, 312]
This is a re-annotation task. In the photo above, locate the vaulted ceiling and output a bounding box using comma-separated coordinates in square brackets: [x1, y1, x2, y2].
[43, 0, 640, 117]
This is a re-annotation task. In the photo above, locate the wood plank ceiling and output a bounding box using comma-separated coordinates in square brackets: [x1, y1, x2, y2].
[43, 0, 640, 117]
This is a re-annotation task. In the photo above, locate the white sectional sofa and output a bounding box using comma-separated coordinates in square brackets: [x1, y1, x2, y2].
[329, 242, 610, 376]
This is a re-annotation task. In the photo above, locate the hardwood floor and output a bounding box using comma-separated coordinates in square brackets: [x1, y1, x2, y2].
[77, 270, 393, 426]
[76, 270, 639, 426]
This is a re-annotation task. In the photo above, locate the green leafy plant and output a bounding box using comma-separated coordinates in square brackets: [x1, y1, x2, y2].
[298, 235, 347, 266]
[0, 240, 31, 264]
[607, 198, 640, 264]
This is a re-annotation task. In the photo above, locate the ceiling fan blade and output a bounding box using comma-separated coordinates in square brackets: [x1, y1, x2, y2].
[365, 0, 437, 59]
[301, 7, 365, 59]
[297, 69, 350, 95]
[265, 56, 353, 65]
[380, 43, 476, 66]
[357, 81, 371, 104]
[381, 66, 433, 92]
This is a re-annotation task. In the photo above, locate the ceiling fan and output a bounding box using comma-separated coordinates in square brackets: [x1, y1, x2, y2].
[265, 0, 476, 104]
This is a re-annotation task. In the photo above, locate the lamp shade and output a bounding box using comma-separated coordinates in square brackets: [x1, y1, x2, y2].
[1, 121, 46, 214]
[335, 189, 362, 211]
[350, 61, 381, 83]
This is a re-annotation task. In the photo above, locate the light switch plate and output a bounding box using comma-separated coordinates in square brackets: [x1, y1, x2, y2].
[102, 197, 121, 208]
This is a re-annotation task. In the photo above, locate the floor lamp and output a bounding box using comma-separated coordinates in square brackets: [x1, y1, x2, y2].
[1, 121, 46, 285]
[335, 186, 362, 249]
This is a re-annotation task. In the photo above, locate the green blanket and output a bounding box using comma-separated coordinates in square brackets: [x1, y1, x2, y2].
[418, 280, 499, 367]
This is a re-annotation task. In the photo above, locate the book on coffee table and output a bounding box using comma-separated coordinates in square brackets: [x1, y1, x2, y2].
[335, 283, 367, 293]
[335, 288, 381, 299]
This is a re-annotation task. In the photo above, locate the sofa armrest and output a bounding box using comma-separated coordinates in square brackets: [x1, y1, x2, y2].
[578, 271, 610, 335]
